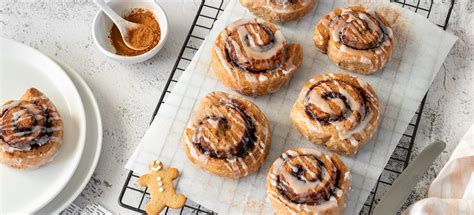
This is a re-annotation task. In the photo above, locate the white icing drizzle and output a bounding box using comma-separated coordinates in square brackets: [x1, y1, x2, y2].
[302, 75, 378, 149]
[245, 72, 258, 83]
[234, 22, 286, 62]
[207, 118, 220, 129]
[333, 81, 360, 111]
[282, 62, 296, 75]
[339, 110, 373, 140]
[185, 93, 268, 175]
[0, 97, 62, 152]
[248, 151, 258, 164]
[344, 171, 352, 181]
[215, 47, 233, 75]
[268, 148, 350, 213]
[214, 19, 297, 91]
[293, 105, 323, 133]
[319, 7, 393, 70]
[238, 157, 249, 176]
[307, 88, 334, 114]
[258, 140, 266, 153]
[251, 0, 313, 14]
[360, 56, 372, 64]
[184, 135, 209, 166]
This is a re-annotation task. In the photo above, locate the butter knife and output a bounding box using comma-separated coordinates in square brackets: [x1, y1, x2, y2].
[373, 140, 446, 215]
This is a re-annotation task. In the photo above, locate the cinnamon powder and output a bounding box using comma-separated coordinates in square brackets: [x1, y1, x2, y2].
[110, 9, 161, 56]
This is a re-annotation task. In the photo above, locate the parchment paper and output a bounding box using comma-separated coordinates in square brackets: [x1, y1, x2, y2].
[126, 0, 457, 214]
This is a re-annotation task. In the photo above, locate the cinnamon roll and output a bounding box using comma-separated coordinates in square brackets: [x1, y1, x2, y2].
[182, 91, 271, 178]
[240, 0, 317, 23]
[290, 73, 380, 156]
[267, 148, 351, 214]
[313, 6, 394, 74]
[211, 19, 303, 97]
[0, 88, 64, 169]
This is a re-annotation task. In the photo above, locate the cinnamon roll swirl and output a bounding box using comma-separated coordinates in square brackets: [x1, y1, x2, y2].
[267, 148, 351, 215]
[0, 88, 64, 169]
[290, 73, 380, 156]
[182, 91, 271, 178]
[211, 19, 303, 97]
[240, 0, 317, 23]
[313, 6, 394, 74]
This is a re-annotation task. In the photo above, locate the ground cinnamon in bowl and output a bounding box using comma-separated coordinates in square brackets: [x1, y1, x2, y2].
[110, 9, 161, 56]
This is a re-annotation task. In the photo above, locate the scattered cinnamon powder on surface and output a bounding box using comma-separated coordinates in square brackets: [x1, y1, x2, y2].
[110, 9, 161, 56]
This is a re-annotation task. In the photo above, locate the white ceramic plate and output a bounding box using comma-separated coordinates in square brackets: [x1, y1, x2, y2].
[36, 59, 103, 214]
[0, 39, 86, 213]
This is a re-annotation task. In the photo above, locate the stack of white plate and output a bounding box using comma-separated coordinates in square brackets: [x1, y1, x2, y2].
[0, 38, 103, 214]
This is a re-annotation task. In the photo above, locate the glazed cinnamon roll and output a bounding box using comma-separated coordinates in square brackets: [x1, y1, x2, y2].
[314, 6, 394, 74]
[182, 91, 271, 178]
[211, 19, 303, 97]
[290, 73, 380, 156]
[0, 88, 64, 169]
[267, 148, 351, 214]
[240, 0, 317, 23]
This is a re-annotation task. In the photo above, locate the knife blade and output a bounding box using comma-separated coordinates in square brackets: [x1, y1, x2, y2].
[373, 140, 446, 215]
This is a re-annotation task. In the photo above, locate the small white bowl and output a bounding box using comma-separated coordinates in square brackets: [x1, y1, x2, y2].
[92, 0, 168, 64]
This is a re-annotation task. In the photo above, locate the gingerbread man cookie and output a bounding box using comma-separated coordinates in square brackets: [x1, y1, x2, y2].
[137, 160, 186, 215]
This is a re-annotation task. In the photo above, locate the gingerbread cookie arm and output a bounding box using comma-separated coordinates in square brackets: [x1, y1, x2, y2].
[168, 168, 180, 179]
[137, 173, 150, 187]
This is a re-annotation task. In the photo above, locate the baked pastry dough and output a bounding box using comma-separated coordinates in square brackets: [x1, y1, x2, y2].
[0, 88, 64, 169]
[182, 91, 271, 178]
[267, 148, 351, 214]
[290, 73, 380, 156]
[314, 6, 394, 74]
[240, 0, 317, 23]
[211, 19, 303, 97]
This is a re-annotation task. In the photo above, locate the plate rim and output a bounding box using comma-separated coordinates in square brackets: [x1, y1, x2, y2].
[36, 57, 103, 214]
[0, 38, 87, 213]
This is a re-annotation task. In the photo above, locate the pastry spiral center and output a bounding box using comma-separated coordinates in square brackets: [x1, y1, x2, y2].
[277, 155, 338, 204]
[17, 114, 36, 130]
[0, 101, 48, 149]
[304, 80, 364, 128]
[274, 0, 295, 4]
[331, 10, 384, 50]
[272, 0, 307, 7]
[193, 101, 257, 159]
[225, 22, 287, 72]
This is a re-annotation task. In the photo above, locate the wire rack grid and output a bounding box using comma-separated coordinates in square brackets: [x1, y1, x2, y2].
[118, 0, 455, 214]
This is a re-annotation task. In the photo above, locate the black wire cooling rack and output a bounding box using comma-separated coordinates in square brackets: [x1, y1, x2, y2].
[118, 0, 455, 214]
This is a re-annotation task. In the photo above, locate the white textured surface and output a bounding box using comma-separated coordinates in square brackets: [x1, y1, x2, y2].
[0, 0, 472, 214]
[126, 0, 457, 214]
